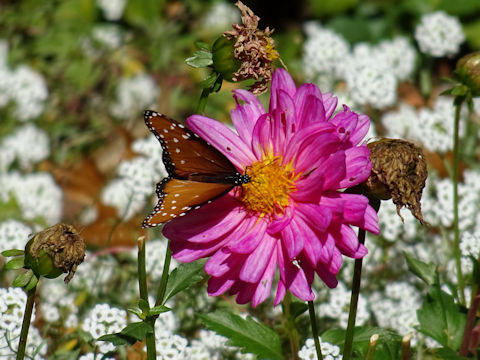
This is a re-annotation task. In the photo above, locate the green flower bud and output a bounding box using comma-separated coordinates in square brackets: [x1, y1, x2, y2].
[455, 51, 480, 96]
[24, 224, 85, 283]
[212, 36, 241, 82]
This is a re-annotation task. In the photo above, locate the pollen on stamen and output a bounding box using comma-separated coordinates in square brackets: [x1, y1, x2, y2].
[241, 155, 298, 217]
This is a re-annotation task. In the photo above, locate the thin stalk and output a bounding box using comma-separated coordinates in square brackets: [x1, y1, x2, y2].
[343, 228, 366, 360]
[452, 97, 465, 305]
[308, 300, 323, 360]
[283, 292, 300, 359]
[16, 285, 36, 360]
[459, 283, 480, 356]
[138, 237, 156, 360]
[402, 333, 412, 360]
[365, 334, 379, 360]
[195, 88, 211, 114]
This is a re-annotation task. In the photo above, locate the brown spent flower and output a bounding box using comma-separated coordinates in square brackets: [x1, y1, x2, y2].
[363, 139, 427, 223]
[223, 1, 283, 95]
[26, 224, 86, 283]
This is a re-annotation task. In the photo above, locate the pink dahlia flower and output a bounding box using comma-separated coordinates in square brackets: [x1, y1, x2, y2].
[163, 69, 380, 307]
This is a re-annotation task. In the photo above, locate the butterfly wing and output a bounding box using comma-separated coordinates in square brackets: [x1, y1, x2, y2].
[142, 178, 234, 227]
[144, 111, 238, 179]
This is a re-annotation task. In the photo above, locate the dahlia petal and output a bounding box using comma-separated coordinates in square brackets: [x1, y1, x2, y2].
[273, 280, 286, 306]
[271, 89, 295, 153]
[335, 224, 368, 258]
[281, 220, 304, 259]
[328, 247, 343, 274]
[186, 115, 256, 169]
[322, 93, 338, 120]
[232, 281, 256, 305]
[227, 217, 267, 254]
[296, 203, 332, 232]
[338, 146, 372, 188]
[294, 84, 325, 126]
[231, 89, 265, 144]
[251, 248, 277, 307]
[277, 246, 315, 301]
[350, 114, 371, 145]
[329, 106, 359, 142]
[239, 232, 277, 283]
[293, 132, 342, 174]
[315, 263, 338, 288]
[205, 248, 245, 277]
[269, 68, 296, 112]
[290, 216, 323, 266]
[251, 113, 273, 159]
[267, 204, 295, 234]
[163, 196, 246, 244]
[207, 274, 236, 296]
[170, 231, 230, 262]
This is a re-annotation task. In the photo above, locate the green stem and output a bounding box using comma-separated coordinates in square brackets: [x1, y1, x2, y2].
[16, 285, 36, 360]
[155, 242, 172, 308]
[283, 293, 300, 359]
[138, 237, 156, 360]
[308, 300, 323, 360]
[195, 88, 211, 114]
[452, 96, 465, 305]
[365, 334, 378, 360]
[343, 228, 366, 360]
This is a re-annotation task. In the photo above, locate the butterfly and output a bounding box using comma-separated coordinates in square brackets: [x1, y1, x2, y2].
[143, 110, 250, 227]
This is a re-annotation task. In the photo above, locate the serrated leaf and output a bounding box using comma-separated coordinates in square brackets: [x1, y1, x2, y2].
[149, 305, 170, 316]
[5, 257, 25, 270]
[13, 270, 34, 287]
[199, 310, 283, 360]
[404, 252, 437, 285]
[97, 333, 135, 346]
[416, 285, 467, 350]
[322, 326, 402, 360]
[1, 249, 24, 257]
[185, 50, 213, 68]
[120, 321, 153, 341]
[25, 273, 39, 291]
[163, 261, 205, 304]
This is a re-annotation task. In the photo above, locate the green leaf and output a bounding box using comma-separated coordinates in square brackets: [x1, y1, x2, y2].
[6, 257, 25, 270]
[199, 310, 283, 360]
[97, 333, 135, 346]
[25, 273, 39, 291]
[322, 326, 402, 360]
[416, 285, 467, 350]
[200, 73, 219, 89]
[289, 300, 308, 319]
[1, 249, 24, 257]
[13, 270, 34, 287]
[195, 41, 211, 51]
[120, 321, 153, 341]
[186, 50, 213, 68]
[149, 305, 171, 316]
[404, 252, 437, 285]
[435, 347, 469, 359]
[127, 307, 144, 320]
[138, 299, 150, 314]
[163, 261, 205, 304]
[436, 0, 480, 15]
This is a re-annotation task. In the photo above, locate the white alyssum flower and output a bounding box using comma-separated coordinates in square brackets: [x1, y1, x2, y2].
[415, 11, 465, 57]
[110, 73, 158, 120]
[39, 277, 78, 324]
[101, 177, 145, 220]
[303, 22, 350, 81]
[0, 172, 63, 225]
[1, 124, 50, 170]
[155, 334, 190, 360]
[10, 65, 49, 121]
[79, 353, 114, 360]
[91, 25, 123, 50]
[131, 238, 177, 281]
[376, 37, 417, 81]
[0, 287, 46, 359]
[70, 252, 118, 294]
[298, 338, 343, 360]
[381, 103, 418, 139]
[0, 219, 32, 253]
[202, 2, 240, 31]
[97, 0, 126, 21]
[377, 200, 418, 242]
[82, 303, 127, 354]
[460, 230, 480, 273]
[317, 281, 370, 328]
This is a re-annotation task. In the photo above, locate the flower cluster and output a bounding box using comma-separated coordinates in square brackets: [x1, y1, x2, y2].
[162, 69, 379, 306]
[414, 11, 465, 57]
[298, 337, 343, 360]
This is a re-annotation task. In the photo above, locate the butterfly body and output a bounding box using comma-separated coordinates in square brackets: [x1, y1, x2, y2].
[143, 111, 249, 227]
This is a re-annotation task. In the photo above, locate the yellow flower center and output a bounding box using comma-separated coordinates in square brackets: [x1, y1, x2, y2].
[241, 155, 298, 217]
[264, 37, 279, 61]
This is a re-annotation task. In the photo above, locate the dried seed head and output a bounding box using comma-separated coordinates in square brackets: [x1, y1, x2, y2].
[363, 138, 428, 223]
[222, 1, 283, 95]
[25, 224, 86, 283]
